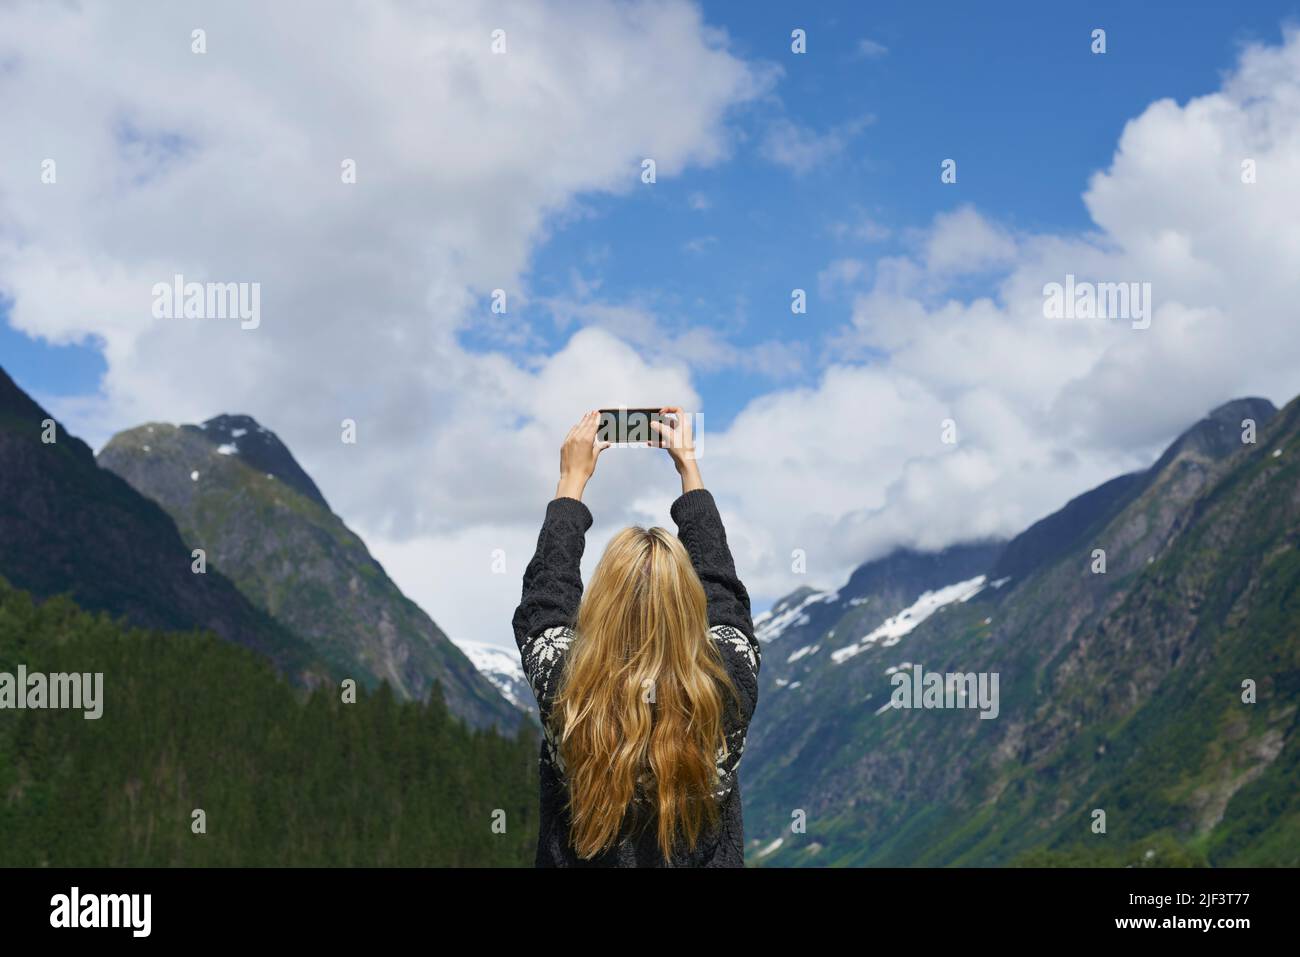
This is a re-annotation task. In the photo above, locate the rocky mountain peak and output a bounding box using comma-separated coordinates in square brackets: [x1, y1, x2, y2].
[1152, 396, 1277, 472]
[184, 414, 330, 510]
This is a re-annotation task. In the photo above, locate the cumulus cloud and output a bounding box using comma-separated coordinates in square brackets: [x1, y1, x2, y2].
[0, 0, 771, 645]
[3, 5, 1299, 650]
[539, 291, 801, 379]
[714, 26, 1300, 599]
[920, 205, 1018, 275]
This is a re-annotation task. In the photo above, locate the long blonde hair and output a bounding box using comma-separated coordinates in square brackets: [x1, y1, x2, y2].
[552, 525, 738, 860]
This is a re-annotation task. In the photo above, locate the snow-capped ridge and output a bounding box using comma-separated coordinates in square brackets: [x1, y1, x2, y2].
[754, 589, 839, 643]
[832, 575, 987, 664]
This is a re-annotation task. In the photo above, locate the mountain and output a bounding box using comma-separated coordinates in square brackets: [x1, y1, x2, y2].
[752, 541, 1006, 694]
[98, 413, 526, 733]
[454, 639, 538, 720]
[743, 396, 1299, 867]
[989, 397, 1278, 583]
[0, 366, 328, 683]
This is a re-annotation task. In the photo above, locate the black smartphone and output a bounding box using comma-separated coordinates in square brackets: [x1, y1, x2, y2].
[597, 408, 669, 446]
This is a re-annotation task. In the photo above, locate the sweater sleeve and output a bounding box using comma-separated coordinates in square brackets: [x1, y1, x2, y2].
[511, 496, 593, 713]
[670, 489, 754, 638]
[670, 488, 761, 725]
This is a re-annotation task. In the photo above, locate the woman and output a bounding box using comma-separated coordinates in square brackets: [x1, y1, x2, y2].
[512, 407, 761, 867]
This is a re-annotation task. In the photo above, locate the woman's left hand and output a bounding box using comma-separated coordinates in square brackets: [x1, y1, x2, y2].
[556, 410, 610, 499]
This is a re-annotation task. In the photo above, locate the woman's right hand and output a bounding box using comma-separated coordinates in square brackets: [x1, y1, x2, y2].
[651, 407, 702, 491]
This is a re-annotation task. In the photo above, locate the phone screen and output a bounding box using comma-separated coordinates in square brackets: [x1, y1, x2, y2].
[597, 408, 667, 446]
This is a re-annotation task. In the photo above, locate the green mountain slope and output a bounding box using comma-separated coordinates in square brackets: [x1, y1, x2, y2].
[0, 578, 538, 866]
[0, 367, 329, 685]
[743, 396, 1298, 867]
[98, 414, 525, 732]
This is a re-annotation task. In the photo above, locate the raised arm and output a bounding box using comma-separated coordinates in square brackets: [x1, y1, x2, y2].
[653, 408, 754, 638]
[653, 409, 761, 728]
[511, 495, 592, 649]
[669, 488, 754, 640]
[511, 411, 609, 713]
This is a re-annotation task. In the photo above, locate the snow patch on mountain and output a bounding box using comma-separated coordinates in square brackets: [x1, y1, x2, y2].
[832, 575, 987, 664]
[453, 639, 532, 712]
[787, 644, 820, 664]
[756, 837, 784, 858]
[754, 589, 839, 643]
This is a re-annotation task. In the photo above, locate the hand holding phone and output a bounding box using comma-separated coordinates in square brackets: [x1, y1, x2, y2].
[648, 406, 696, 474]
[556, 410, 611, 501]
[596, 408, 665, 446]
[593, 406, 702, 493]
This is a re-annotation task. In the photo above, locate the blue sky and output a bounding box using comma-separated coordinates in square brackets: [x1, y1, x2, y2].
[471, 0, 1300, 425]
[4, 0, 1300, 643]
[7, 0, 1298, 426]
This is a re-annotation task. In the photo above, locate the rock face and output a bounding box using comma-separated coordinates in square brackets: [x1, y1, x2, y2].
[744, 396, 1299, 867]
[98, 413, 528, 733]
[0, 366, 326, 684]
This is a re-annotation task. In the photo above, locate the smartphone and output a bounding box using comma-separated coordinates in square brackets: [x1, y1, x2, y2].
[597, 408, 669, 446]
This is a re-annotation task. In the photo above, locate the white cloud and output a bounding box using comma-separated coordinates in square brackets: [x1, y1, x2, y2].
[380, 25, 1300, 634]
[709, 27, 1300, 603]
[540, 294, 803, 379]
[829, 213, 891, 243]
[818, 257, 869, 298]
[921, 205, 1018, 275]
[4, 6, 1300, 656]
[759, 114, 874, 174]
[856, 38, 889, 59]
[0, 0, 768, 646]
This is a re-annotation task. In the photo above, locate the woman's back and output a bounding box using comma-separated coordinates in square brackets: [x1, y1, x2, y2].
[511, 410, 761, 867]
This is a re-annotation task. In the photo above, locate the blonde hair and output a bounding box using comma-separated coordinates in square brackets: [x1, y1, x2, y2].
[551, 526, 738, 860]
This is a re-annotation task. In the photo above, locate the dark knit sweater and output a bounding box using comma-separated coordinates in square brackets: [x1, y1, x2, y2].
[511, 488, 761, 867]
